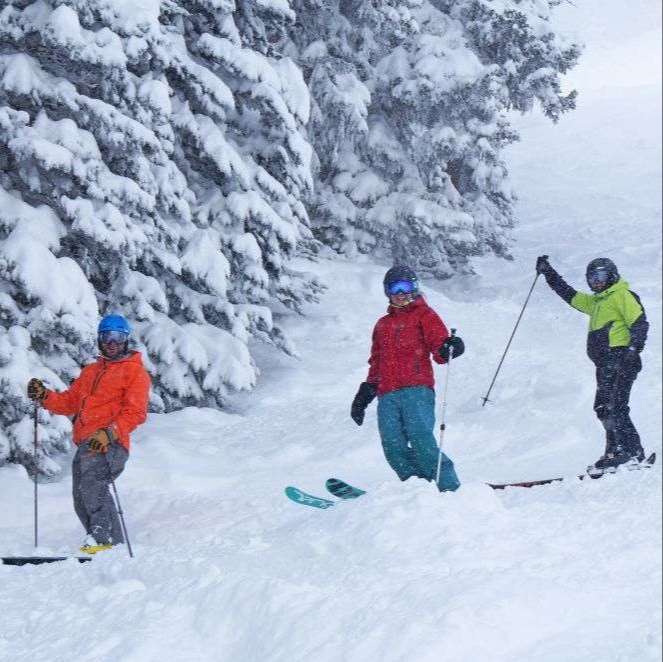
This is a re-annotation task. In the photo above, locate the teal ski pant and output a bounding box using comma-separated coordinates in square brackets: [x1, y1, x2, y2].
[377, 386, 460, 492]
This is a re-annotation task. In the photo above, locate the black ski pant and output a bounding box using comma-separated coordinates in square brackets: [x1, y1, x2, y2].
[72, 441, 128, 545]
[593, 350, 643, 458]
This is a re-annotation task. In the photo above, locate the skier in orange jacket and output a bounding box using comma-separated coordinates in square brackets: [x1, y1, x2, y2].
[28, 315, 150, 554]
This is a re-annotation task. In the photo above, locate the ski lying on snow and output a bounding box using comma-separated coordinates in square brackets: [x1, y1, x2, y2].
[2, 556, 92, 566]
[285, 486, 335, 509]
[325, 478, 366, 499]
[488, 452, 656, 490]
[285, 478, 366, 509]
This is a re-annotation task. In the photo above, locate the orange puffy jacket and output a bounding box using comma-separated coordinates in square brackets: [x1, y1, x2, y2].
[42, 351, 151, 451]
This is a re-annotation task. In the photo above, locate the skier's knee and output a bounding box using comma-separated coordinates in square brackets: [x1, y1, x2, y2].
[594, 404, 615, 430]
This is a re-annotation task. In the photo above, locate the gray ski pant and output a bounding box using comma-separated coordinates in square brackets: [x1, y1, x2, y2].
[72, 441, 128, 545]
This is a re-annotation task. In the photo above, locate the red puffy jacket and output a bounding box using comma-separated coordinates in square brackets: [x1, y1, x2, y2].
[42, 351, 151, 451]
[366, 296, 450, 396]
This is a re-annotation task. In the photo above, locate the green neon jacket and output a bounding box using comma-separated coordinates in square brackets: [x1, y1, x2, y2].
[542, 270, 648, 365]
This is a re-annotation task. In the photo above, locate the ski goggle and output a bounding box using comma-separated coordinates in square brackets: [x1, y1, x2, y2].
[587, 269, 610, 289]
[98, 330, 129, 344]
[387, 280, 417, 296]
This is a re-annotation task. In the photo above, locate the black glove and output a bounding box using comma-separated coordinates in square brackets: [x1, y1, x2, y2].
[439, 335, 465, 360]
[621, 346, 642, 374]
[351, 382, 377, 426]
[27, 378, 47, 402]
[536, 255, 551, 275]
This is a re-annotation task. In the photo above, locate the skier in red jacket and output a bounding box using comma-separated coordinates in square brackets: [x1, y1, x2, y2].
[351, 266, 463, 491]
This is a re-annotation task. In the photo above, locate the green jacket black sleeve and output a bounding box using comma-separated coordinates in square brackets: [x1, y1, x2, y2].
[540, 265, 577, 305]
[541, 264, 648, 356]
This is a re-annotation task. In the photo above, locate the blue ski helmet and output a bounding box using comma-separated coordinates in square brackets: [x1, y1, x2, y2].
[98, 314, 131, 335]
[97, 315, 131, 358]
[383, 265, 419, 297]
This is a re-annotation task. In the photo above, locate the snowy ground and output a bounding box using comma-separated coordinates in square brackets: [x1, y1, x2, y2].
[1, 4, 661, 662]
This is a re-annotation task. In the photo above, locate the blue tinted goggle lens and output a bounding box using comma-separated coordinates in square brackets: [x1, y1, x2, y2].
[388, 280, 416, 295]
[99, 330, 128, 344]
[588, 270, 609, 286]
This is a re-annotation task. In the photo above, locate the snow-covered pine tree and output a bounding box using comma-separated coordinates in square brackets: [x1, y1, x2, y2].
[289, 0, 580, 278]
[284, 1, 370, 251]
[0, 0, 320, 474]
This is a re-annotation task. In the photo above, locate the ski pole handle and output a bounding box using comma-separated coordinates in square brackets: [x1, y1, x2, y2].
[444, 328, 456, 385]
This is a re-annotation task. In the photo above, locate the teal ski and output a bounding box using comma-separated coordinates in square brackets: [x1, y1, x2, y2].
[325, 478, 366, 500]
[285, 486, 335, 509]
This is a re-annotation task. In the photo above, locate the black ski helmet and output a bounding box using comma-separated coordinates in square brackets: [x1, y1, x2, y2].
[383, 265, 419, 297]
[585, 257, 619, 292]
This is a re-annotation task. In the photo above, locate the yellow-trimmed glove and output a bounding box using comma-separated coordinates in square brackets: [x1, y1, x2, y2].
[88, 428, 116, 454]
[27, 378, 47, 402]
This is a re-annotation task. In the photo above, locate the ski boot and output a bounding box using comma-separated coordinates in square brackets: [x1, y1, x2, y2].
[80, 534, 113, 555]
[587, 446, 638, 478]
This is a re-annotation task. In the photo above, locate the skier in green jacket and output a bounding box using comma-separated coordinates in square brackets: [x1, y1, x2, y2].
[536, 256, 649, 475]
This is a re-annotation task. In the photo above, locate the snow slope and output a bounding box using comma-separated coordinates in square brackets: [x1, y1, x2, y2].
[1, 4, 661, 662]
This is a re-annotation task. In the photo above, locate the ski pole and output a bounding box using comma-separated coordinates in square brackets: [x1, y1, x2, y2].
[481, 268, 543, 406]
[105, 455, 134, 559]
[110, 479, 133, 558]
[33, 402, 39, 548]
[435, 328, 456, 487]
